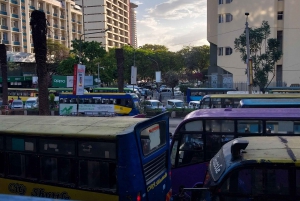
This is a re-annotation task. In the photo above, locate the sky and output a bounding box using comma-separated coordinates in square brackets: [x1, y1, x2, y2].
[132, 0, 209, 52]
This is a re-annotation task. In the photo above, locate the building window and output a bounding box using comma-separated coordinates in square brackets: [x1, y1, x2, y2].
[12, 21, 18, 28]
[3, 32, 7, 40]
[277, 31, 283, 52]
[225, 13, 233, 22]
[276, 65, 283, 85]
[1, 3, 6, 12]
[218, 14, 224, 23]
[225, 47, 233, 55]
[278, 11, 283, 20]
[219, 0, 223, 4]
[1, 18, 7, 26]
[218, 47, 223, 56]
[13, 34, 19, 41]
[226, 0, 233, 3]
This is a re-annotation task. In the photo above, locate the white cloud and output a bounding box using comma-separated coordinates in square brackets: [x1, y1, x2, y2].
[132, 1, 143, 5]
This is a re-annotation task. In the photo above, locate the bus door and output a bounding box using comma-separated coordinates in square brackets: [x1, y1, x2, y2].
[135, 113, 171, 201]
[170, 120, 207, 196]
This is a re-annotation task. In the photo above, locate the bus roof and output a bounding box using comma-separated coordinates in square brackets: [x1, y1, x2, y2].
[92, 87, 133, 90]
[202, 93, 300, 99]
[240, 98, 300, 105]
[8, 88, 37, 91]
[0, 116, 146, 139]
[188, 88, 236, 91]
[184, 108, 300, 119]
[266, 87, 300, 90]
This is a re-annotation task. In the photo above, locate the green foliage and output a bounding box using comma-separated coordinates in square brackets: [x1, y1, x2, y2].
[179, 84, 194, 95]
[49, 93, 55, 103]
[47, 39, 69, 64]
[163, 71, 179, 96]
[57, 56, 77, 75]
[234, 21, 282, 91]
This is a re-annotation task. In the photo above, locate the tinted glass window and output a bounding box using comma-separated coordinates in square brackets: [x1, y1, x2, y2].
[39, 139, 75, 155]
[178, 134, 203, 166]
[206, 120, 234, 133]
[6, 137, 36, 152]
[181, 120, 203, 131]
[200, 97, 210, 109]
[266, 121, 295, 134]
[140, 122, 167, 156]
[8, 154, 37, 179]
[0, 152, 4, 175]
[297, 169, 300, 196]
[78, 141, 116, 159]
[266, 169, 289, 195]
[237, 120, 263, 133]
[79, 160, 117, 191]
[0, 136, 3, 150]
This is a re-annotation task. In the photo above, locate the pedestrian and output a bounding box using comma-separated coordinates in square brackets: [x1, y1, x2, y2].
[17, 96, 21, 100]
[159, 93, 162, 102]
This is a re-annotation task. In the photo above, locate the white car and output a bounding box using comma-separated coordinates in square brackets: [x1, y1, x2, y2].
[166, 99, 185, 109]
[188, 101, 200, 109]
[144, 100, 164, 110]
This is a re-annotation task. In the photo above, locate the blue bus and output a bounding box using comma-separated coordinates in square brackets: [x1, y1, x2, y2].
[59, 93, 142, 116]
[0, 114, 171, 201]
[186, 88, 235, 102]
[239, 98, 300, 108]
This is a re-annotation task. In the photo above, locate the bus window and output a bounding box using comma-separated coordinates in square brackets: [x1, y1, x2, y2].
[266, 121, 294, 134]
[297, 169, 300, 196]
[180, 120, 203, 131]
[6, 137, 36, 152]
[295, 122, 300, 134]
[8, 154, 38, 179]
[200, 97, 210, 109]
[237, 120, 263, 133]
[39, 139, 75, 155]
[211, 98, 222, 108]
[140, 123, 166, 156]
[171, 141, 178, 166]
[0, 152, 4, 175]
[0, 136, 3, 150]
[178, 134, 203, 166]
[206, 120, 234, 133]
[78, 141, 116, 159]
[266, 169, 289, 195]
[79, 160, 115, 190]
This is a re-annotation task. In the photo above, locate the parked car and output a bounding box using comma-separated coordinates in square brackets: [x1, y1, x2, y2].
[24, 97, 38, 109]
[166, 99, 185, 109]
[140, 88, 153, 97]
[144, 100, 164, 110]
[0, 100, 2, 106]
[10, 100, 24, 109]
[188, 101, 200, 109]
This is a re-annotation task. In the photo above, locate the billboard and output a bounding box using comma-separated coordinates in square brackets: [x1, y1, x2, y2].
[73, 64, 86, 95]
[131, 66, 137, 85]
[155, 71, 161, 83]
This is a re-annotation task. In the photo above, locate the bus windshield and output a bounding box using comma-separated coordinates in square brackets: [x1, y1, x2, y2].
[0, 114, 171, 201]
[170, 108, 300, 199]
[186, 88, 235, 102]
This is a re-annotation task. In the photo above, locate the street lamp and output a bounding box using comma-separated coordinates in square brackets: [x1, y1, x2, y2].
[79, 28, 111, 64]
[96, 64, 104, 86]
[148, 57, 159, 71]
[245, 12, 252, 94]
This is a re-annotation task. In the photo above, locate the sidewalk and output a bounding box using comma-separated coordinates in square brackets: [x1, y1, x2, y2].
[169, 117, 184, 128]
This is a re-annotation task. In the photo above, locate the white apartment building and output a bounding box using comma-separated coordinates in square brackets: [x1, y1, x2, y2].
[75, 0, 138, 50]
[0, 0, 83, 53]
[207, 0, 300, 87]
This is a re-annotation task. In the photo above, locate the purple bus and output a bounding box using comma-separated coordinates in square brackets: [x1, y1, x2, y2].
[170, 108, 300, 198]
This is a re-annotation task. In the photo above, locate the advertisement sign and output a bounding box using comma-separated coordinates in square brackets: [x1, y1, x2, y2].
[155, 71, 161, 83]
[78, 104, 114, 113]
[131, 66, 137, 85]
[52, 76, 67, 87]
[67, 76, 94, 88]
[59, 104, 77, 115]
[73, 64, 85, 95]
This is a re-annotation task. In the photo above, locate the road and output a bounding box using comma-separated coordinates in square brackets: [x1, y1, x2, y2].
[169, 118, 184, 134]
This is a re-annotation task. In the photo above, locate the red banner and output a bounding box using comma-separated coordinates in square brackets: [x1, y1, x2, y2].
[73, 64, 78, 95]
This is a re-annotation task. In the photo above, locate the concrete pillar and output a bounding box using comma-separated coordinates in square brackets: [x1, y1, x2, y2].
[24, 110, 27, 115]
[51, 110, 55, 116]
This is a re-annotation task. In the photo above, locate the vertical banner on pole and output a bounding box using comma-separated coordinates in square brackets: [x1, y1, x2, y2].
[131, 66, 137, 85]
[249, 58, 253, 85]
[155, 71, 161, 83]
[73, 64, 86, 95]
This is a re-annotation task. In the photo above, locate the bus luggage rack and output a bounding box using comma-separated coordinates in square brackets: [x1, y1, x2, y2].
[67, 111, 116, 117]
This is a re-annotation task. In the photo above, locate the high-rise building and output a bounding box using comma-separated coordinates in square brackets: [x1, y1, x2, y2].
[207, 0, 300, 87]
[75, 0, 138, 50]
[0, 0, 83, 53]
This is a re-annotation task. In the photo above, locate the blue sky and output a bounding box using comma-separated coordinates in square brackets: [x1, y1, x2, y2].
[132, 0, 208, 52]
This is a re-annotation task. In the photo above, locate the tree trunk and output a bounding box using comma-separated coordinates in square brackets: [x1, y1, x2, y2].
[30, 10, 49, 115]
[0, 44, 8, 106]
[115, 49, 124, 93]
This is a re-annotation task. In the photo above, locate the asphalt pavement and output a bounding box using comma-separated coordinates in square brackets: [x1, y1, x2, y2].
[169, 117, 184, 134]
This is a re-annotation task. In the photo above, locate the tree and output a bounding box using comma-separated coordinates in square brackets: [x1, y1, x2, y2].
[47, 39, 69, 64]
[30, 10, 49, 115]
[234, 21, 282, 92]
[163, 71, 179, 97]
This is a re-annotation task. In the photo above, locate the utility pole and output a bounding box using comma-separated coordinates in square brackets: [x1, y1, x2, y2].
[245, 12, 252, 94]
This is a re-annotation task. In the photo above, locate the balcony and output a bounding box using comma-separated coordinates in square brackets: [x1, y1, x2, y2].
[11, 13, 19, 18]
[61, 37, 65, 40]
[2, 40, 9, 44]
[12, 27, 19, 32]
[29, 6, 35, 10]
[31, 43, 34, 47]
[23, 39, 27, 42]
[10, 0, 18, 5]
[60, 15, 64, 19]
[22, 12, 25, 16]
[47, 34, 51, 37]
[53, 24, 58, 28]
[23, 46, 27, 48]
[22, 19, 25, 22]
[1, 25, 8, 30]
[53, 13, 57, 17]
[13, 41, 20, 45]
[23, 32, 26, 36]
[47, 11, 50, 15]
[72, 29, 75, 32]
[78, 21, 81, 24]
[72, 19, 75, 23]
[60, 26, 65, 29]
[54, 35, 58, 39]
[0, 11, 7, 16]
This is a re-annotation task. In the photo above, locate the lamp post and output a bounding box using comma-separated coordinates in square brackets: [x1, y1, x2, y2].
[245, 12, 252, 94]
[97, 64, 104, 86]
[78, 28, 110, 64]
